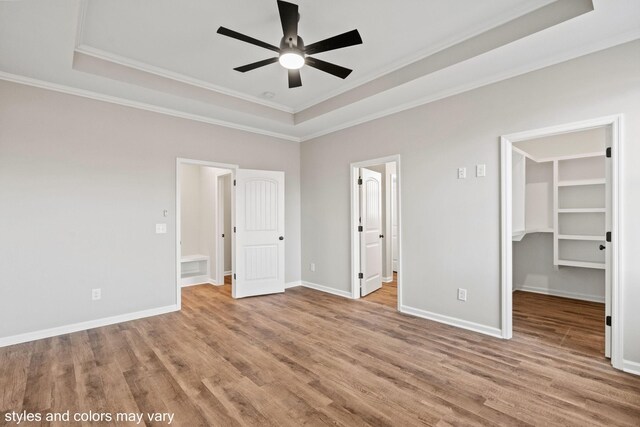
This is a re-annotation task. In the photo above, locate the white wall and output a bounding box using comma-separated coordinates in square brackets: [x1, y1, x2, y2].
[300, 40, 640, 365]
[0, 80, 301, 340]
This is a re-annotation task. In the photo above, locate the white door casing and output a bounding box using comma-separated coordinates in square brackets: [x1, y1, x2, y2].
[234, 169, 285, 298]
[360, 168, 383, 296]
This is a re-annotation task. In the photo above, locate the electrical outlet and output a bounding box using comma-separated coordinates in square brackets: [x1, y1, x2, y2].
[92, 288, 102, 301]
[476, 164, 486, 177]
[457, 288, 467, 301]
[457, 167, 467, 179]
[310, 263, 316, 272]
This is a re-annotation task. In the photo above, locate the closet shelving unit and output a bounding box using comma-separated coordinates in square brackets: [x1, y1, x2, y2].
[554, 154, 606, 270]
[513, 148, 606, 270]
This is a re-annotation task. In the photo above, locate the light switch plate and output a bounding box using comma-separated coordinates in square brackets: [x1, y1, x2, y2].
[156, 223, 167, 234]
[476, 164, 486, 177]
[457, 167, 467, 179]
[457, 288, 467, 301]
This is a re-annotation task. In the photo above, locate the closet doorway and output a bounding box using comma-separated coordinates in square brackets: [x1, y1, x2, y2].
[350, 155, 402, 310]
[500, 116, 622, 370]
[176, 159, 236, 305]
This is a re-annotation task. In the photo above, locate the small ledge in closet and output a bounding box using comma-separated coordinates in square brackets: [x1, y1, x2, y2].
[557, 178, 605, 187]
[557, 234, 605, 241]
[512, 228, 553, 241]
[557, 260, 605, 270]
[558, 208, 605, 213]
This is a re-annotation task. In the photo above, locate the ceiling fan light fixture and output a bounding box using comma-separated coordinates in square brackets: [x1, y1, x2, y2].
[278, 51, 305, 70]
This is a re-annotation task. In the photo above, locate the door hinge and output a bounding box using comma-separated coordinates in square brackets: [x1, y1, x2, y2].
[233, 179, 236, 186]
[606, 315, 611, 326]
[234, 226, 236, 233]
[358, 273, 364, 279]
[233, 273, 236, 280]
[606, 147, 612, 158]
[358, 177, 362, 185]
[221, 234, 225, 238]
[606, 231, 611, 242]
[358, 225, 363, 232]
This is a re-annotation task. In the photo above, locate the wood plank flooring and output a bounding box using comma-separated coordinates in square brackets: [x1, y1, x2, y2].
[362, 273, 397, 309]
[1, 284, 639, 426]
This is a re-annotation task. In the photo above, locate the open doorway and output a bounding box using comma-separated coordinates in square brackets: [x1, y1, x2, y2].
[176, 159, 287, 305]
[500, 116, 622, 370]
[350, 155, 402, 310]
[176, 159, 237, 308]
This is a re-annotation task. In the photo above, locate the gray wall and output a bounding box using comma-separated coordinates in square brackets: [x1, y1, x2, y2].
[300, 40, 640, 364]
[223, 174, 232, 273]
[0, 80, 301, 338]
[513, 233, 604, 301]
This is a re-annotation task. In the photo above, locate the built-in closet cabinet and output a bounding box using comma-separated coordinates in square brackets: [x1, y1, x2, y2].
[555, 154, 606, 269]
[512, 150, 606, 270]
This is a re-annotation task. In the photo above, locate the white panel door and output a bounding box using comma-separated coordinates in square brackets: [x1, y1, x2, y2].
[234, 169, 285, 298]
[391, 174, 399, 272]
[360, 168, 383, 296]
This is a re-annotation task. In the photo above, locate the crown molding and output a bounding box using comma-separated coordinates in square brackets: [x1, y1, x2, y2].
[299, 28, 640, 142]
[0, 71, 301, 142]
[73, 45, 295, 114]
[292, 0, 558, 113]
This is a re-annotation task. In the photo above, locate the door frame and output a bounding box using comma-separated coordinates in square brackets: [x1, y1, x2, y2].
[176, 158, 238, 310]
[499, 115, 623, 370]
[350, 155, 402, 310]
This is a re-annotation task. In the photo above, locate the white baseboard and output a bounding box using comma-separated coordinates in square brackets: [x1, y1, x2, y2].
[285, 281, 302, 289]
[301, 281, 352, 299]
[622, 360, 640, 376]
[382, 276, 393, 283]
[181, 276, 216, 287]
[400, 304, 503, 339]
[514, 285, 605, 303]
[0, 304, 179, 348]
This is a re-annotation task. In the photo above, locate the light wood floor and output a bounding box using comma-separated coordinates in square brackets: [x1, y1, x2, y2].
[362, 273, 397, 308]
[1, 285, 639, 426]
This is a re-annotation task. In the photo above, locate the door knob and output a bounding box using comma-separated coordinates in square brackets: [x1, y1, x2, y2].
[599, 244, 606, 250]
[279, 236, 284, 241]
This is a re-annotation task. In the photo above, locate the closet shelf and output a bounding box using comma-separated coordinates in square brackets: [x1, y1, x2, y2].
[558, 208, 605, 213]
[557, 260, 605, 270]
[181, 254, 209, 263]
[557, 234, 605, 241]
[557, 179, 605, 187]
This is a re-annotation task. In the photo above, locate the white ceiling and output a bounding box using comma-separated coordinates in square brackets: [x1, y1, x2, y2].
[79, 0, 554, 112]
[514, 128, 606, 160]
[1, 0, 639, 142]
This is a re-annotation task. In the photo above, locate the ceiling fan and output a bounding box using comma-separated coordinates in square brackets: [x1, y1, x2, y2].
[217, 0, 363, 88]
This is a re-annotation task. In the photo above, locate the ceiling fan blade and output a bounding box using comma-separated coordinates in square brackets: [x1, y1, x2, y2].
[277, 0, 299, 44]
[305, 29, 363, 55]
[288, 69, 302, 88]
[217, 26, 280, 53]
[234, 57, 279, 73]
[305, 57, 352, 79]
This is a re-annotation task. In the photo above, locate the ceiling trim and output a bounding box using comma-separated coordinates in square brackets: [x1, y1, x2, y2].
[73, 0, 558, 115]
[295, 0, 595, 124]
[291, 0, 558, 113]
[0, 71, 301, 142]
[74, 1, 294, 114]
[298, 28, 640, 142]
